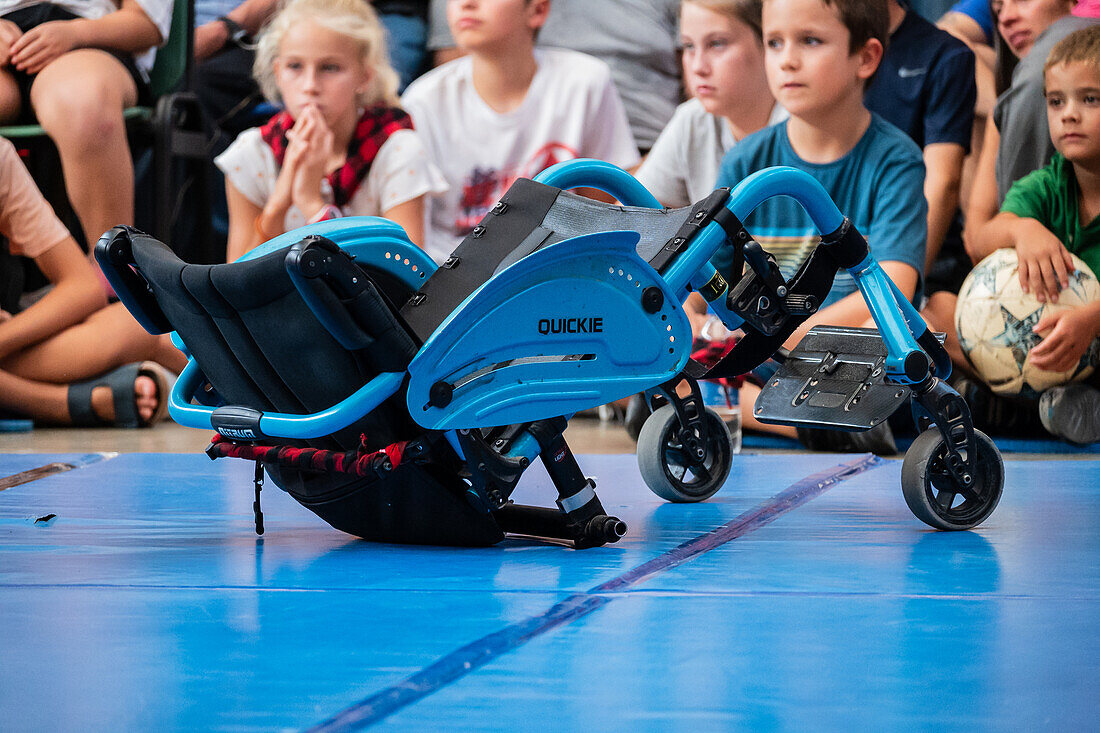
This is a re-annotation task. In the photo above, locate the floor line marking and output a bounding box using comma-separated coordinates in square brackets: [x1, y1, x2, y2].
[306, 453, 883, 732]
[0, 453, 117, 492]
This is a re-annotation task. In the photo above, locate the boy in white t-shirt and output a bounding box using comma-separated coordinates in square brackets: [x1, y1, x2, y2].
[401, 0, 640, 262]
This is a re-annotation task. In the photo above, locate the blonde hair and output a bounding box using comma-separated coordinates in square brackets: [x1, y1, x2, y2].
[684, 0, 763, 40]
[254, 0, 400, 109]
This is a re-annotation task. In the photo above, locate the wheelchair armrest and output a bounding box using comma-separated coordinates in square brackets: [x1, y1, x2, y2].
[284, 235, 375, 351]
[168, 359, 407, 440]
[284, 236, 419, 370]
[94, 226, 175, 334]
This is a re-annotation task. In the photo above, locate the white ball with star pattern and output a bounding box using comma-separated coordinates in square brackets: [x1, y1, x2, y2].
[954, 248, 1100, 396]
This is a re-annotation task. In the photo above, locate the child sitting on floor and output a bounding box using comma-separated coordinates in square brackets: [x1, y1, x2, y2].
[216, 0, 446, 262]
[0, 136, 182, 426]
[971, 25, 1100, 445]
[715, 0, 928, 452]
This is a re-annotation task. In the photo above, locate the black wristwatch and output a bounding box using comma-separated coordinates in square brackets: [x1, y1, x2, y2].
[217, 16, 253, 50]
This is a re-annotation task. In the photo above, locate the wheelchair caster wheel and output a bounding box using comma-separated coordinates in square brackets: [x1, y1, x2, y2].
[901, 428, 1004, 530]
[637, 404, 732, 503]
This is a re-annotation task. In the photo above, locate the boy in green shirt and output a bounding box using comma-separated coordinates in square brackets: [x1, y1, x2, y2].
[973, 25, 1100, 444]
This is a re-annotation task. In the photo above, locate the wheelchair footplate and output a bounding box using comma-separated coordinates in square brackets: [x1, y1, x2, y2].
[754, 325, 936, 431]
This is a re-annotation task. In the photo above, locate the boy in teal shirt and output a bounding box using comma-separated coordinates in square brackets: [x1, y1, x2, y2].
[973, 25, 1100, 444]
[716, 0, 927, 451]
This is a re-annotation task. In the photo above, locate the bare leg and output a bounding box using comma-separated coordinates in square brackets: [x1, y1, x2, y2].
[0, 302, 186, 383]
[0, 69, 21, 121]
[30, 50, 138, 249]
[921, 291, 968, 369]
[0, 367, 158, 424]
[739, 383, 797, 438]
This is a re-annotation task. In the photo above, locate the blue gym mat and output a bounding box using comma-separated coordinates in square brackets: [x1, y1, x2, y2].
[741, 432, 1100, 453]
[0, 451, 1096, 731]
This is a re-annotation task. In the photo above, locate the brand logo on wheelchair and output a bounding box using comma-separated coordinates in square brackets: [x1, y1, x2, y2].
[537, 317, 603, 335]
[219, 427, 260, 440]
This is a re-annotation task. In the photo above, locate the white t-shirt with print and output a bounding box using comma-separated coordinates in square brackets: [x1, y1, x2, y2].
[0, 0, 173, 74]
[215, 126, 448, 233]
[401, 47, 640, 262]
[635, 98, 788, 209]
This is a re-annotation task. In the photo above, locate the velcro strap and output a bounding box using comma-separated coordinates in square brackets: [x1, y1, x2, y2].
[648, 188, 733, 274]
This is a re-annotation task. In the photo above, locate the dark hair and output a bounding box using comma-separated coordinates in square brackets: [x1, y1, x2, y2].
[822, 0, 889, 54]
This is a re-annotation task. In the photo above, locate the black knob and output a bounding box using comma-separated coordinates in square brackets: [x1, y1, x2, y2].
[428, 380, 453, 408]
[642, 287, 664, 313]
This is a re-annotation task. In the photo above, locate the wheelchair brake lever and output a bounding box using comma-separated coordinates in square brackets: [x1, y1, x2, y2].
[742, 241, 788, 299]
[727, 241, 819, 336]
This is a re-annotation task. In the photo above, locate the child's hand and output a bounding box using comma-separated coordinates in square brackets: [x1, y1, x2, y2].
[1015, 220, 1076, 304]
[9, 21, 80, 74]
[1029, 305, 1100, 372]
[0, 19, 22, 66]
[268, 111, 318, 212]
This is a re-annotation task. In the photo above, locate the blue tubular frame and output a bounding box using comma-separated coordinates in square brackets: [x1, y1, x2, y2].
[160, 161, 938, 442]
[539, 160, 933, 384]
[238, 216, 437, 286]
[656, 165, 930, 385]
[535, 159, 662, 208]
[169, 363, 407, 438]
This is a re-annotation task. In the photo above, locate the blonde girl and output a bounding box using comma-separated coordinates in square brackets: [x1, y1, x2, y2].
[216, 0, 445, 261]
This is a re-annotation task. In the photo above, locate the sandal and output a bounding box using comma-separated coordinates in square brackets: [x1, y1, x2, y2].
[66, 361, 172, 428]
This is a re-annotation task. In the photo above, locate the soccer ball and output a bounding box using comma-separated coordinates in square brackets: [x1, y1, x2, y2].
[954, 248, 1100, 396]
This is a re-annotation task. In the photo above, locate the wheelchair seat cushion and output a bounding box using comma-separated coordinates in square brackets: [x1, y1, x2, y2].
[129, 235, 418, 451]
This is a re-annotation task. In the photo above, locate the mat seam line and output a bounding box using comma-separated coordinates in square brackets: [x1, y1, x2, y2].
[305, 453, 883, 732]
[0, 453, 115, 492]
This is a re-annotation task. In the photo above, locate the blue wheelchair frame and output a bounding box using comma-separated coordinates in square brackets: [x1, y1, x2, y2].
[139, 160, 945, 462]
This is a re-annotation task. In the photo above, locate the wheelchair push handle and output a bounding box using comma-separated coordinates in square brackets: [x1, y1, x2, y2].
[94, 226, 175, 335]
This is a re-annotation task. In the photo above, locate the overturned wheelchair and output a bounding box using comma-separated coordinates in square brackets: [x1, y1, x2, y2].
[97, 160, 1004, 548]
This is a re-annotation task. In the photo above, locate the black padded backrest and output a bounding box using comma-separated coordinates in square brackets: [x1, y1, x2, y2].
[130, 238, 416, 450]
[400, 178, 696, 343]
[131, 238, 275, 411]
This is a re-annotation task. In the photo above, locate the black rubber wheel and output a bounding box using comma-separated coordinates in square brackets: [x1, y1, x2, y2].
[637, 404, 733, 503]
[901, 428, 1004, 530]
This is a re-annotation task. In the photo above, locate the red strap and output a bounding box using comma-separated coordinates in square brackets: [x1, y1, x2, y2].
[384, 441, 407, 469]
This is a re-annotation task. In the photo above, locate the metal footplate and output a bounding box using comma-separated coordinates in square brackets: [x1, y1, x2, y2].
[754, 326, 941, 431]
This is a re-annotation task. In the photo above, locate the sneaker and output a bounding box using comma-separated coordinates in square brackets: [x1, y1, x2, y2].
[949, 375, 1043, 436]
[795, 420, 897, 456]
[1039, 383, 1100, 445]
